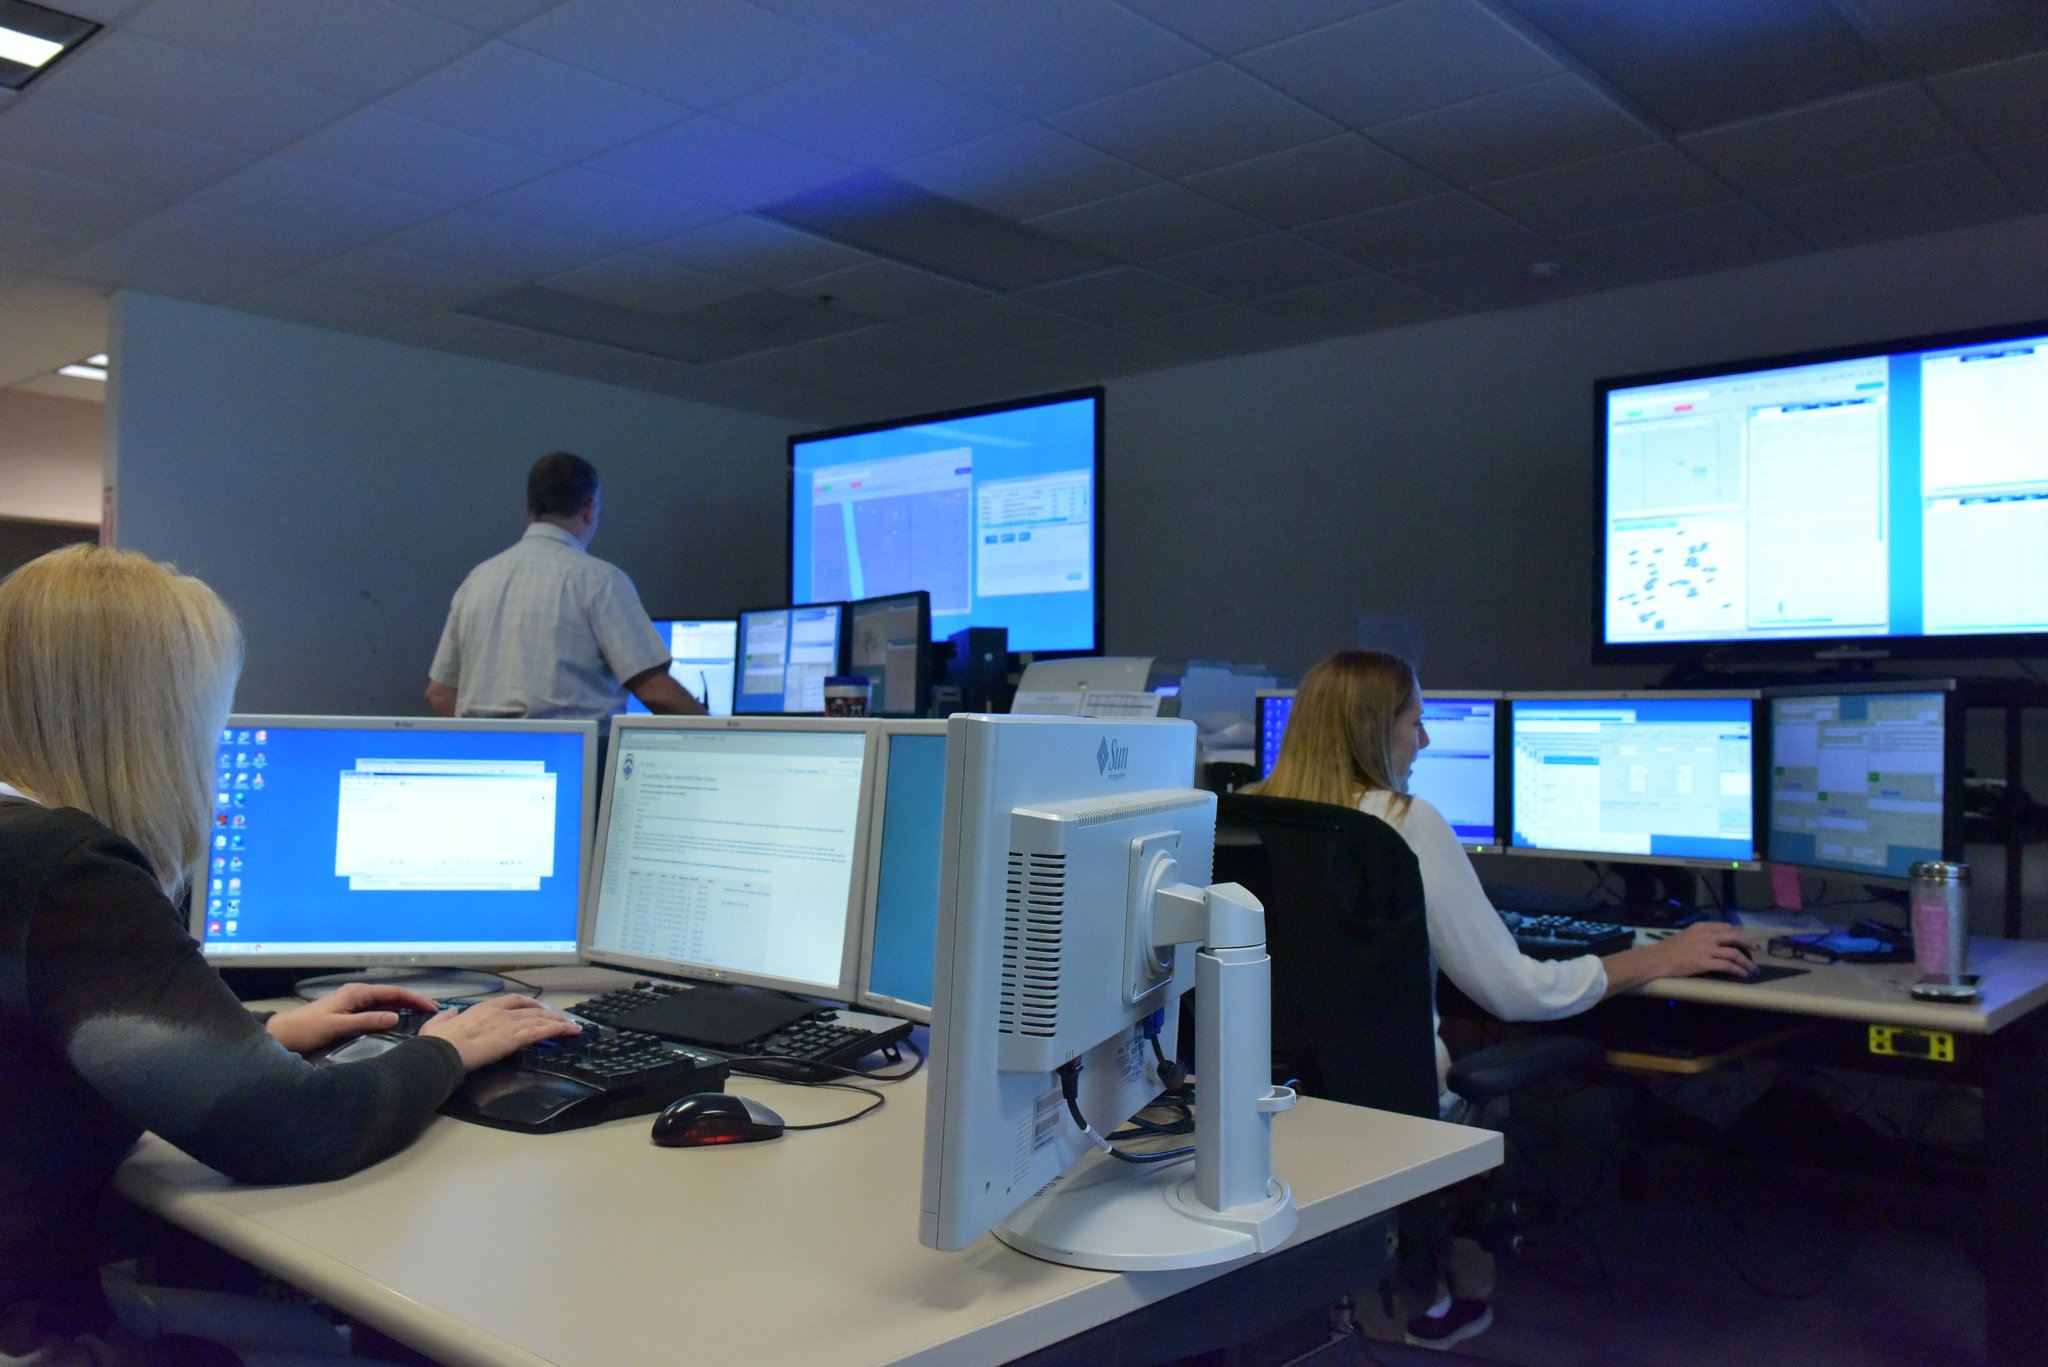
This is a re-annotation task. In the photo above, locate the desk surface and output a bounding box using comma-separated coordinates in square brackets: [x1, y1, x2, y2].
[119, 974, 1498, 1367]
[1633, 933, 2048, 1033]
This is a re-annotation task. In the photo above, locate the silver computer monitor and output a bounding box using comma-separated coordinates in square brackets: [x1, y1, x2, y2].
[854, 719, 947, 1023]
[583, 715, 876, 999]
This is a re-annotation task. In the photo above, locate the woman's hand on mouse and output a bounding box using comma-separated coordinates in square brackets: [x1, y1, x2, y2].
[265, 982, 443, 1055]
[1598, 922, 1755, 997]
[418, 995, 582, 1071]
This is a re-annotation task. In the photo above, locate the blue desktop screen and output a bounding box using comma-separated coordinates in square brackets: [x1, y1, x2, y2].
[626, 619, 737, 717]
[1767, 690, 1947, 879]
[735, 605, 844, 714]
[1257, 692, 1499, 845]
[789, 393, 1099, 653]
[197, 723, 587, 959]
[1509, 697, 1756, 863]
[865, 732, 947, 1013]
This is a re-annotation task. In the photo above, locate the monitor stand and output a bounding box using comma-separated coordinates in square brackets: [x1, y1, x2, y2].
[294, 967, 511, 1002]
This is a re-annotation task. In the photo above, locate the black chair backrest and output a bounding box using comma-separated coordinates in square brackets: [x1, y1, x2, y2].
[1215, 792, 1439, 1120]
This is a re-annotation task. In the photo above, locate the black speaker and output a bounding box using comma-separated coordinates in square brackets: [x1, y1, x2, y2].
[948, 626, 1010, 713]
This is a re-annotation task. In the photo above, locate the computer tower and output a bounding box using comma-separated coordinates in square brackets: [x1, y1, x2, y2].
[948, 627, 1010, 713]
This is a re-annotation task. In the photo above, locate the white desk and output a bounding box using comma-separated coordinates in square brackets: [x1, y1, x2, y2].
[118, 978, 1498, 1367]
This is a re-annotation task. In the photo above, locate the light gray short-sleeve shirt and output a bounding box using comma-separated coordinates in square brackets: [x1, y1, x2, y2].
[429, 523, 670, 723]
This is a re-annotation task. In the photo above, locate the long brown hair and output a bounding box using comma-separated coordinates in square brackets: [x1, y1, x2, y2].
[1255, 650, 1417, 819]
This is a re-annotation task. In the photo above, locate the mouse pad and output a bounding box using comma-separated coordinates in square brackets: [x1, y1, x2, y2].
[611, 988, 814, 1048]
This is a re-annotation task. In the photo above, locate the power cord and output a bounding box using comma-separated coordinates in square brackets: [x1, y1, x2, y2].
[1056, 1060, 1194, 1165]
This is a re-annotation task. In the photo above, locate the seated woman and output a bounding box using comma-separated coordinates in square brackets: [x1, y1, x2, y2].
[0, 545, 581, 1365]
[1253, 650, 1754, 1349]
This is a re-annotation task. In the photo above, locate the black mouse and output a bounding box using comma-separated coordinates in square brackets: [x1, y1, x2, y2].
[651, 1092, 785, 1147]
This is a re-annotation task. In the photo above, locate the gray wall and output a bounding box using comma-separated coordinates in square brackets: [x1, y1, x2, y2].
[109, 293, 790, 716]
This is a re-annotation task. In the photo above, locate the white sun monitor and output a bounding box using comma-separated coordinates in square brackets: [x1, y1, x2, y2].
[626, 618, 737, 717]
[855, 720, 948, 1024]
[1253, 688, 1504, 852]
[583, 716, 875, 1000]
[1506, 691, 1761, 869]
[191, 716, 595, 991]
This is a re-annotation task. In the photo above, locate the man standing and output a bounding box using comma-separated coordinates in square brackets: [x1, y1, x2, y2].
[426, 452, 704, 721]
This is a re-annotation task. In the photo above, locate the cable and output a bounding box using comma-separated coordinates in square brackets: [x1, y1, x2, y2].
[731, 1037, 926, 1085]
[1057, 1060, 1194, 1165]
[745, 1077, 886, 1131]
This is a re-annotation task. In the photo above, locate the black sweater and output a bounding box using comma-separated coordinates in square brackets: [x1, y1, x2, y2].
[0, 799, 464, 1325]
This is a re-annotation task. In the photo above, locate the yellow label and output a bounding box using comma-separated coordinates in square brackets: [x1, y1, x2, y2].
[1868, 1025, 1955, 1062]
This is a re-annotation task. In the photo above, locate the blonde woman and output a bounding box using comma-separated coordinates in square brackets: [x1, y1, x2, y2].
[0, 546, 578, 1363]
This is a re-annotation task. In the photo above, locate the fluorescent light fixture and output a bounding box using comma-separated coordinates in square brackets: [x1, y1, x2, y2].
[57, 363, 107, 381]
[0, 0, 97, 90]
[86, 353, 107, 365]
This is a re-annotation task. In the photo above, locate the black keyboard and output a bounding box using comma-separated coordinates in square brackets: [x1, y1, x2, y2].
[573, 982, 913, 1081]
[1501, 910, 1637, 960]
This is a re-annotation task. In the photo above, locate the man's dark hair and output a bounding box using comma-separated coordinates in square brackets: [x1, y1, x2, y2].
[527, 451, 599, 519]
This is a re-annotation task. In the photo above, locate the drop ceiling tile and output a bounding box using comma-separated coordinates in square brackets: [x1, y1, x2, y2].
[794, 322, 964, 369]
[1030, 183, 1267, 261]
[1367, 75, 1656, 187]
[1122, 302, 1315, 357]
[1490, 0, 1893, 133]
[749, 0, 963, 42]
[388, 0, 563, 33]
[506, 0, 848, 107]
[1238, 0, 1561, 128]
[0, 103, 255, 202]
[102, 203, 354, 276]
[650, 365, 819, 416]
[1183, 136, 1445, 226]
[380, 210, 613, 278]
[1117, 0, 1403, 55]
[228, 278, 437, 335]
[717, 54, 1019, 166]
[887, 123, 1156, 220]
[48, 1, 151, 20]
[914, 296, 1093, 349]
[381, 311, 555, 363]
[280, 108, 557, 204]
[1476, 145, 1732, 237]
[182, 163, 446, 242]
[463, 285, 760, 362]
[872, 0, 1206, 118]
[0, 221, 93, 272]
[1299, 192, 1547, 271]
[519, 335, 687, 388]
[1045, 62, 1342, 179]
[1760, 152, 2026, 248]
[126, 0, 482, 101]
[1928, 51, 2048, 145]
[1551, 200, 1804, 284]
[1147, 232, 1359, 300]
[542, 253, 753, 314]
[1253, 271, 1449, 334]
[296, 245, 522, 310]
[1987, 136, 2048, 210]
[1836, 0, 2048, 77]
[0, 161, 165, 237]
[473, 167, 724, 247]
[1014, 267, 1221, 325]
[710, 341, 880, 389]
[15, 372, 108, 402]
[1389, 247, 1611, 309]
[382, 41, 688, 162]
[685, 290, 874, 347]
[910, 351, 1065, 405]
[54, 240, 278, 301]
[997, 325, 1185, 380]
[587, 116, 860, 213]
[1680, 85, 1968, 197]
[645, 216, 870, 286]
[777, 259, 987, 318]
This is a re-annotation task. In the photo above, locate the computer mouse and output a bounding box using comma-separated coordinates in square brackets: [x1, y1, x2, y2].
[650, 1092, 785, 1147]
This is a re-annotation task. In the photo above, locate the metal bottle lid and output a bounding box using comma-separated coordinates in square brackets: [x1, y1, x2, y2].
[1908, 861, 1969, 883]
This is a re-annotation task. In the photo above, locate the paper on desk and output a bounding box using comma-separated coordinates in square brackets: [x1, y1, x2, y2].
[1081, 690, 1164, 718]
[1010, 689, 1085, 716]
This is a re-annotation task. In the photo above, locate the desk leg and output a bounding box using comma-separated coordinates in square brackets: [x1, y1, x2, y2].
[1984, 1010, 2048, 1367]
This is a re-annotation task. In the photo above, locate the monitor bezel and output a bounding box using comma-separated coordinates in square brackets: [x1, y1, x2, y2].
[581, 714, 877, 1002]
[847, 589, 934, 718]
[785, 385, 1106, 657]
[1503, 690, 1765, 871]
[854, 718, 949, 1024]
[639, 616, 738, 717]
[1760, 678, 1964, 883]
[1591, 315, 2048, 669]
[191, 714, 597, 969]
[732, 601, 848, 716]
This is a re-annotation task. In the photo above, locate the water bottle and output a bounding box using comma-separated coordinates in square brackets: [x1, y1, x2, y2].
[1909, 861, 1970, 976]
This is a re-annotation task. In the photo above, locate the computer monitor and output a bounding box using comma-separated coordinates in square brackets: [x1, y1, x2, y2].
[1253, 688, 1504, 852]
[583, 716, 875, 999]
[1765, 681, 1961, 881]
[191, 716, 595, 995]
[847, 590, 933, 718]
[787, 388, 1103, 653]
[734, 603, 846, 715]
[854, 720, 947, 1024]
[921, 714, 1295, 1269]
[1506, 692, 1761, 869]
[626, 618, 737, 717]
[1595, 316, 2048, 666]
